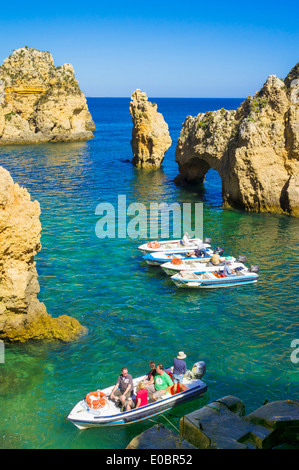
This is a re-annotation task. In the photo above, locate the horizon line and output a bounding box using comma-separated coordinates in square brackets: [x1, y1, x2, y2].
[86, 96, 246, 99]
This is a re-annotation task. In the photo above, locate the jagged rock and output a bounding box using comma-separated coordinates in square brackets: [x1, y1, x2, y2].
[179, 396, 299, 449]
[0, 47, 95, 145]
[126, 424, 197, 449]
[175, 63, 299, 216]
[129, 89, 172, 169]
[0, 166, 87, 342]
[125, 397, 299, 449]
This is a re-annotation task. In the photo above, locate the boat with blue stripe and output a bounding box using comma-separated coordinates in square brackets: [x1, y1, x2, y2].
[143, 249, 214, 266]
[138, 237, 211, 255]
[67, 363, 207, 429]
[171, 268, 259, 288]
[161, 256, 240, 275]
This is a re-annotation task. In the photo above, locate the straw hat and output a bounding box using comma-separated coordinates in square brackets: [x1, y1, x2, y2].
[177, 351, 186, 359]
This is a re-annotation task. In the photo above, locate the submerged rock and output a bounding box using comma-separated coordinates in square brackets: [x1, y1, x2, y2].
[0, 47, 95, 145]
[175, 63, 299, 216]
[0, 166, 87, 342]
[129, 89, 172, 169]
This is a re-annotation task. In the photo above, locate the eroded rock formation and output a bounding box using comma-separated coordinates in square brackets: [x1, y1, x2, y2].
[0, 47, 95, 144]
[0, 166, 87, 342]
[130, 89, 172, 169]
[175, 63, 299, 216]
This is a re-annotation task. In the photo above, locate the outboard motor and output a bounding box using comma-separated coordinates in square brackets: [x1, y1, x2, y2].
[203, 237, 212, 245]
[238, 256, 247, 263]
[216, 247, 224, 256]
[250, 265, 260, 273]
[191, 361, 206, 379]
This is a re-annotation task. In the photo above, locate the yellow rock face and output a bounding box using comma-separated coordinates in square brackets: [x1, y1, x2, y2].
[0, 166, 87, 342]
[0, 47, 95, 144]
[130, 89, 172, 169]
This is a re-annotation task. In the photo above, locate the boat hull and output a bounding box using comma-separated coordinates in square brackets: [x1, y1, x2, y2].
[67, 377, 207, 429]
[161, 258, 239, 275]
[138, 238, 207, 255]
[143, 251, 213, 266]
[171, 273, 259, 288]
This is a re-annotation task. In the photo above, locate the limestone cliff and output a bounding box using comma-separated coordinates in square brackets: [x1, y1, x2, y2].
[0, 47, 95, 145]
[0, 166, 87, 342]
[130, 89, 172, 169]
[175, 63, 299, 216]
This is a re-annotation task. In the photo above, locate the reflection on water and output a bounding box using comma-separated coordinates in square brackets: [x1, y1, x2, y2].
[0, 98, 298, 450]
[130, 167, 170, 203]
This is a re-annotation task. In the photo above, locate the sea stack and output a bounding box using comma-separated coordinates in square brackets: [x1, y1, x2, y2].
[0, 47, 95, 144]
[0, 166, 87, 342]
[175, 63, 299, 216]
[129, 89, 172, 169]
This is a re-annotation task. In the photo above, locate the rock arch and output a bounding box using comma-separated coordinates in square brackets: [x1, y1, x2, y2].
[175, 67, 299, 216]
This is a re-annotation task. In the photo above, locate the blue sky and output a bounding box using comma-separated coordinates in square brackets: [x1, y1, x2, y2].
[0, 0, 298, 97]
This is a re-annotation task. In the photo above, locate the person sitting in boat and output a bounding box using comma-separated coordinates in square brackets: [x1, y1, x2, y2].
[173, 351, 187, 384]
[145, 361, 156, 382]
[110, 367, 133, 410]
[223, 261, 236, 277]
[195, 243, 208, 258]
[181, 232, 190, 246]
[149, 364, 173, 401]
[126, 382, 149, 411]
[211, 251, 221, 266]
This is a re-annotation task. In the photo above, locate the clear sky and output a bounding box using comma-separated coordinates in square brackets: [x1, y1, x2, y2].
[0, 0, 298, 97]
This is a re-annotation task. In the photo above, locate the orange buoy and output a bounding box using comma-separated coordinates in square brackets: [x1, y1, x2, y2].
[147, 241, 161, 249]
[85, 391, 107, 409]
[171, 258, 182, 265]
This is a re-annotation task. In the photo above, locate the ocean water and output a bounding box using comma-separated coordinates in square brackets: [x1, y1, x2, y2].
[0, 98, 298, 449]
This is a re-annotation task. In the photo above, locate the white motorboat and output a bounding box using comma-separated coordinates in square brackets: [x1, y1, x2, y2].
[171, 268, 259, 289]
[138, 237, 211, 255]
[142, 247, 215, 266]
[161, 256, 240, 276]
[67, 362, 207, 429]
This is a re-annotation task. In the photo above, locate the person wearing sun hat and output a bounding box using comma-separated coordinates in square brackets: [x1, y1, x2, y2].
[173, 351, 187, 384]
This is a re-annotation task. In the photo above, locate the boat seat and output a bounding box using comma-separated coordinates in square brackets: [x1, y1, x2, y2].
[203, 272, 216, 279]
[186, 262, 197, 268]
[180, 271, 198, 279]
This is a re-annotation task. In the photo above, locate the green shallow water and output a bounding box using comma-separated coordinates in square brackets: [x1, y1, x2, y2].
[0, 98, 298, 449]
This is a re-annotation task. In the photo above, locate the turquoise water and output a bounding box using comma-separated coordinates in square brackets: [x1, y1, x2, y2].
[0, 98, 298, 449]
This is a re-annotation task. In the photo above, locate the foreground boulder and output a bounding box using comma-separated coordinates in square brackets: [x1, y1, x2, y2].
[0, 47, 95, 145]
[129, 89, 172, 169]
[0, 166, 87, 342]
[175, 63, 299, 216]
[180, 396, 299, 449]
